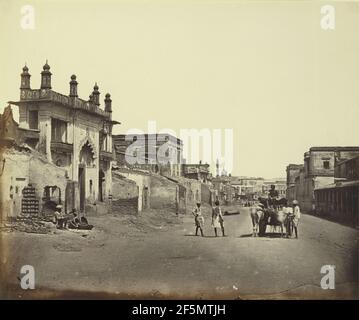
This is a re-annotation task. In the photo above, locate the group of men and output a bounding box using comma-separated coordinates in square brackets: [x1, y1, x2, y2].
[53, 205, 93, 230]
[255, 199, 301, 238]
[192, 201, 225, 237]
[191, 183, 302, 239]
[264, 185, 301, 238]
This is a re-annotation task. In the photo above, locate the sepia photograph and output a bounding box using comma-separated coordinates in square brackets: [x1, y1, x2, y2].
[0, 0, 358, 303]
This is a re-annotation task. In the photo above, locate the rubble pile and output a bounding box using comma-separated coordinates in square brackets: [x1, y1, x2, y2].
[0, 216, 55, 234]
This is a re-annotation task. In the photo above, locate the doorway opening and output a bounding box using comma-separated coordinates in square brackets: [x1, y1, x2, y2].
[78, 165, 85, 212]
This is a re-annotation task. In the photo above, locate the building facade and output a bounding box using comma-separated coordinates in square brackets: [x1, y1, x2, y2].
[212, 175, 232, 203]
[182, 161, 211, 183]
[9, 62, 119, 211]
[286, 147, 359, 212]
[315, 155, 359, 224]
[262, 179, 286, 198]
[230, 176, 264, 200]
[113, 133, 183, 178]
[286, 164, 304, 203]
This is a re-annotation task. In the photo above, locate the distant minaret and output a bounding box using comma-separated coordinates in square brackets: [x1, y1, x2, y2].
[92, 83, 100, 106]
[216, 159, 220, 177]
[104, 93, 112, 113]
[20, 64, 31, 90]
[69, 75, 78, 98]
[40, 60, 52, 89]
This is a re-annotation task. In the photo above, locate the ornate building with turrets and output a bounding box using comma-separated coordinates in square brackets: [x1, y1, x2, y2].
[9, 62, 120, 211]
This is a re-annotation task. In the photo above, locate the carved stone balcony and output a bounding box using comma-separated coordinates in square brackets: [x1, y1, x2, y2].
[18, 127, 40, 141]
[100, 150, 114, 161]
[51, 141, 73, 154]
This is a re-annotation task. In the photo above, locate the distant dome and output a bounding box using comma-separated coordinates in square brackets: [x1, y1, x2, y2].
[71, 74, 77, 80]
[23, 65, 29, 72]
[93, 82, 99, 91]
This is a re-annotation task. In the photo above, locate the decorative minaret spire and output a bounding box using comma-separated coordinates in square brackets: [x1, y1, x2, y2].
[92, 83, 100, 106]
[216, 158, 220, 177]
[104, 93, 112, 113]
[20, 64, 31, 89]
[40, 60, 52, 89]
[69, 74, 78, 98]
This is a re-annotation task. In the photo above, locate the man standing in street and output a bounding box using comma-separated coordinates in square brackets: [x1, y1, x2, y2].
[268, 185, 279, 209]
[212, 201, 225, 237]
[292, 200, 301, 239]
[192, 202, 204, 237]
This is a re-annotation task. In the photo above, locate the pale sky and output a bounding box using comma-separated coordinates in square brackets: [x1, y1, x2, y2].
[1, 0, 359, 178]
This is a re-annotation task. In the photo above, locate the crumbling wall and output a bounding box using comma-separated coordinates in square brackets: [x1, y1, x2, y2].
[111, 168, 203, 214]
[29, 153, 68, 200]
[201, 183, 213, 205]
[0, 148, 69, 219]
[112, 168, 151, 211]
[149, 174, 178, 211]
[173, 177, 202, 208]
[0, 149, 30, 219]
[112, 172, 139, 199]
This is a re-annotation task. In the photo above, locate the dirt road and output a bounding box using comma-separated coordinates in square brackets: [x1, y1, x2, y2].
[1, 206, 358, 299]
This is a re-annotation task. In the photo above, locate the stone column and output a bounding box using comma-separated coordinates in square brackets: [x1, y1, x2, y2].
[72, 116, 78, 182]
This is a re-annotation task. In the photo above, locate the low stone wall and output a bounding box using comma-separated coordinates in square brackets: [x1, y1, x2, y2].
[112, 197, 138, 215]
[112, 168, 180, 213]
[112, 172, 138, 199]
[149, 174, 178, 211]
[112, 169, 151, 212]
[29, 152, 68, 207]
[111, 168, 209, 215]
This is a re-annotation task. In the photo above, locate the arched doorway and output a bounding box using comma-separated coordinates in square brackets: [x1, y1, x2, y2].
[78, 141, 95, 212]
[79, 141, 95, 166]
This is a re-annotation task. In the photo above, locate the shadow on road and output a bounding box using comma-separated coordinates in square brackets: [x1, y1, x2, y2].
[239, 233, 288, 239]
[184, 234, 226, 238]
[223, 211, 241, 216]
[239, 233, 254, 238]
[263, 232, 287, 238]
